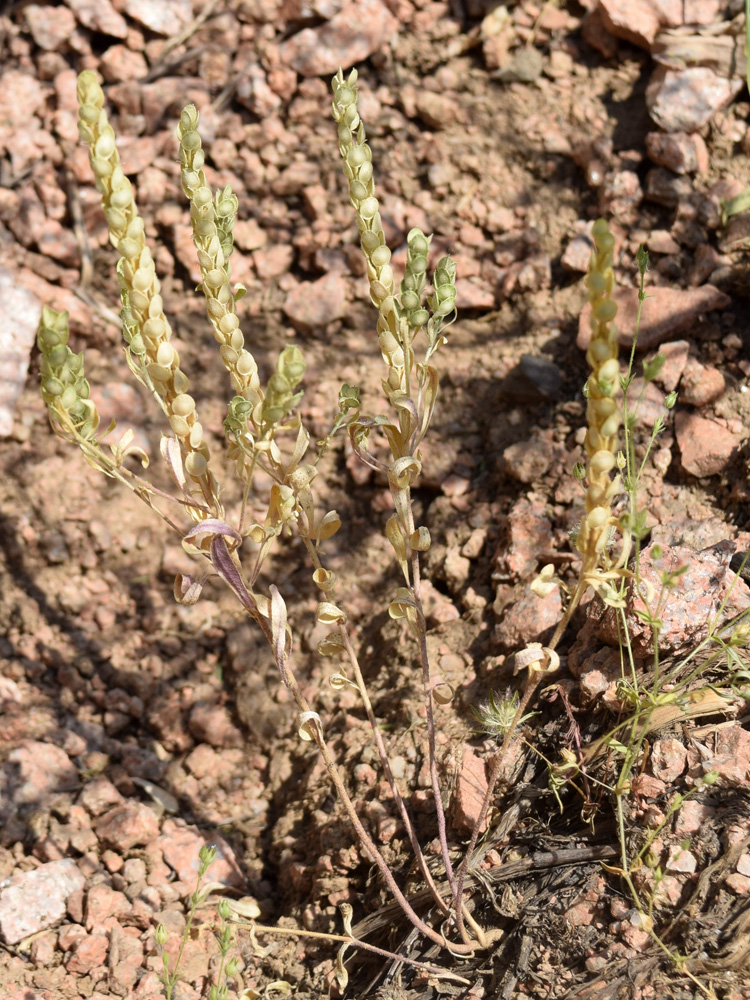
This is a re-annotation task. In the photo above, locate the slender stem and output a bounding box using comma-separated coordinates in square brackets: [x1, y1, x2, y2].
[338, 626, 450, 916]
[401, 481, 458, 903]
[240, 920, 471, 984]
[453, 669, 541, 925]
[310, 719, 474, 953]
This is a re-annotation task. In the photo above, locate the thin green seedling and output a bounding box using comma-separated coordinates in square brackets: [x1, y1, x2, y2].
[157, 845, 218, 1000]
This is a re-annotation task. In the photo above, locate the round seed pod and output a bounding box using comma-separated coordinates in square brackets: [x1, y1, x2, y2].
[592, 396, 617, 419]
[371, 245, 391, 267]
[361, 230, 380, 254]
[147, 363, 171, 383]
[349, 180, 368, 201]
[195, 218, 216, 239]
[409, 308, 429, 327]
[181, 130, 201, 151]
[597, 358, 619, 383]
[346, 145, 368, 167]
[172, 393, 196, 417]
[38, 328, 64, 350]
[185, 452, 207, 478]
[132, 268, 152, 292]
[594, 299, 617, 323]
[118, 237, 140, 260]
[156, 343, 176, 368]
[236, 351, 255, 377]
[587, 271, 608, 296]
[336, 85, 356, 107]
[43, 376, 64, 397]
[359, 196, 379, 219]
[109, 182, 132, 209]
[48, 344, 69, 367]
[78, 103, 100, 125]
[590, 450, 616, 475]
[588, 339, 613, 364]
[409, 232, 430, 255]
[142, 317, 167, 341]
[170, 414, 190, 437]
[60, 385, 77, 410]
[204, 268, 225, 289]
[189, 423, 203, 448]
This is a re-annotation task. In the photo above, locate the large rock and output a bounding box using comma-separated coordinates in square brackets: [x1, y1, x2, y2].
[0, 859, 85, 945]
[279, 0, 399, 76]
[282, 272, 350, 332]
[647, 65, 744, 133]
[578, 284, 731, 352]
[675, 412, 741, 477]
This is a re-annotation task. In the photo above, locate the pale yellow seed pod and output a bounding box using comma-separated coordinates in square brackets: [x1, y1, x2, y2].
[172, 393, 196, 417]
[589, 450, 616, 475]
[185, 452, 207, 477]
[170, 414, 190, 437]
[597, 358, 619, 384]
[586, 506, 609, 529]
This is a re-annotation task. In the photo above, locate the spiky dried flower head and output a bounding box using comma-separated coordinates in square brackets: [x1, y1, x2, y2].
[76, 71, 219, 514]
[38, 306, 100, 440]
[177, 106, 261, 410]
[576, 217, 622, 564]
[331, 68, 399, 360]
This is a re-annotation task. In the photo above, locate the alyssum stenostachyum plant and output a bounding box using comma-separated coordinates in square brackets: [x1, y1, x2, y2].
[37, 66, 504, 985]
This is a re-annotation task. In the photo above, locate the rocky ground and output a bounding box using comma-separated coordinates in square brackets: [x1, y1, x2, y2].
[2, 0, 750, 998]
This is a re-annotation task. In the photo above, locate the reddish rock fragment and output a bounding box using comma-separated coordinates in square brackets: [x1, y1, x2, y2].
[3, 739, 78, 810]
[116, 0, 193, 35]
[597, 539, 745, 657]
[598, 170, 643, 223]
[645, 131, 708, 175]
[451, 747, 488, 834]
[0, 271, 43, 437]
[188, 702, 243, 749]
[25, 4, 77, 49]
[650, 738, 687, 782]
[99, 44, 148, 83]
[582, 8, 619, 58]
[675, 799, 716, 837]
[503, 437, 553, 484]
[666, 845, 697, 873]
[67, 0, 128, 37]
[0, 859, 85, 945]
[158, 821, 245, 890]
[496, 493, 552, 581]
[704, 727, 750, 787]
[679, 359, 726, 407]
[578, 284, 731, 352]
[647, 66, 744, 133]
[575, 645, 621, 709]
[85, 883, 131, 930]
[279, 0, 399, 76]
[652, 339, 689, 391]
[675, 412, 740, 477]
[66, 931, 109, 974]
[598, 0, 677, 49]
[496, 582, 561, 648]
[95, 802, 159, 851]
[282, 272, 350, 332]
[562, 234, 594, 272]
